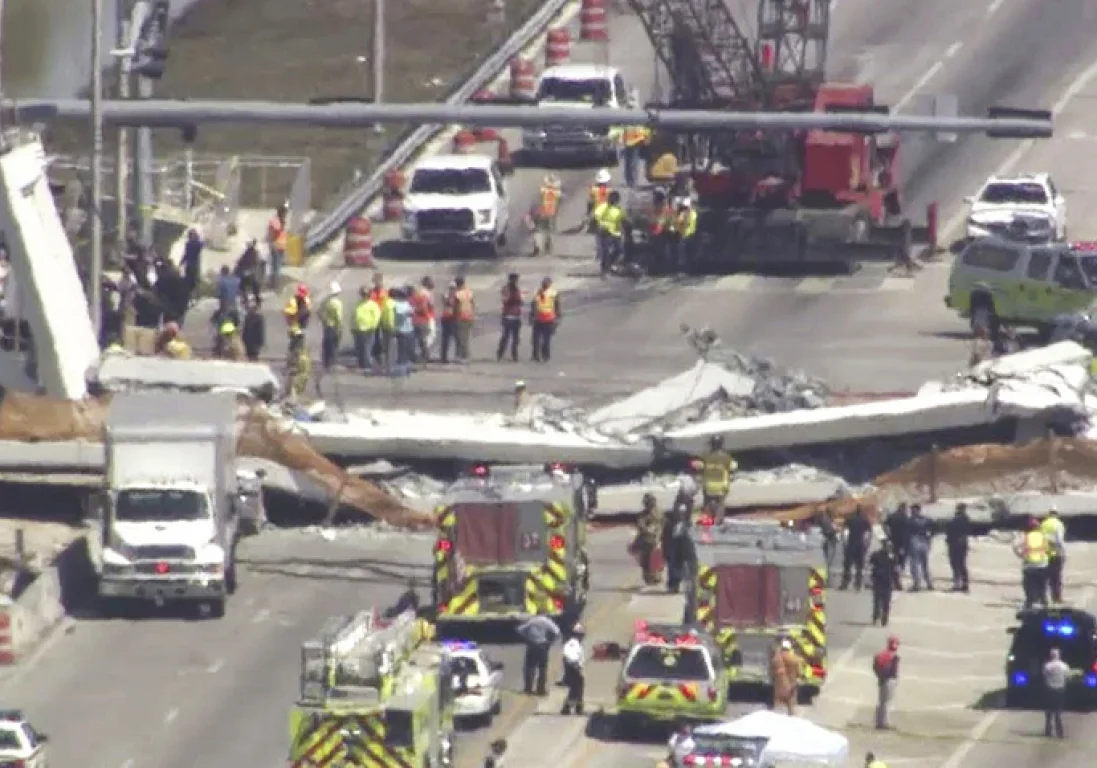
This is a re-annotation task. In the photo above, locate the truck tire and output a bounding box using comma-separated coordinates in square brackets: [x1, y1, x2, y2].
[208, 596, 226, 619]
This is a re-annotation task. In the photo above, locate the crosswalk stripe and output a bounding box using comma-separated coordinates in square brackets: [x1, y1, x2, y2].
[794, 277, 836, 294]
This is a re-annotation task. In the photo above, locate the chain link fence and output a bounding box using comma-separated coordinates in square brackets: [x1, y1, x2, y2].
[46, 151, 312, 252]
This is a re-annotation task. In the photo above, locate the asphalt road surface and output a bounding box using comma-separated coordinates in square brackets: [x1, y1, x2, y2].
[193, 0, 1097, 406]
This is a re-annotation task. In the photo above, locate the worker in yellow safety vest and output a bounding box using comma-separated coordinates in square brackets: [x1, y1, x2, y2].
[587, 169, 612, 227]
[865, 752, 888, 768]
[156, 322, 192, 360]
[529, 276, 560, 363]
[621, 125, 651, 188]
[595, 190, 626, 277]
[284, 283, 312, 343]
[319, 281, 344, 372]
[1014, 518, 1050, 609]
[1041, 508, 1067, 604]
[379, 289, 397, 372]
[216, 319, 246, 361]
[352, 286, 382, 371]
[670, 198, 699, 274]
[531, 173, 562, 256]
[699, 435, 737, 523]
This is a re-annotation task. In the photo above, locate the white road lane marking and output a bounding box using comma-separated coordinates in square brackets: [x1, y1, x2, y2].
[941, 51, 1097, 241]
[939, 586, 1096, 768]
[164, 708, 179, 724]
[986, 0, 1005, 16]
[894, 62, 945, 113]
[121, 760, 135, 768]
[251, 607, 271, 624]
[944, 41, 963, 59]
[207, 658, 225, 674]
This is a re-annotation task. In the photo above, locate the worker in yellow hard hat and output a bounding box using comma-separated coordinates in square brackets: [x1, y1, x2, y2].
[1041, 508, 1066, 604]
[216, 319, 246, 361]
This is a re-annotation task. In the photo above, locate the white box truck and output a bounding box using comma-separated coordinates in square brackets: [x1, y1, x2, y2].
[87, 391, 262, 618]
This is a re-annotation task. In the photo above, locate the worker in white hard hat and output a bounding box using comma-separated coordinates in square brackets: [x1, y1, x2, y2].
[320, 280, 344, 371]
[530, 173, 562, 255]
[671, 197, 699, 274]
[560, 623, 586, 715]
[587, 169, 613, 224]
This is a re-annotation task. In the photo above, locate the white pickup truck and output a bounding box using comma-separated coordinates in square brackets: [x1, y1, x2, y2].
[401, 154, 511, 257]
[521, 64, 632, 166]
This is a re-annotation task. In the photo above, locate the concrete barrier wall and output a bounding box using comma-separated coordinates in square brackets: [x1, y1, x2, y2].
[1, 535, 90, 664]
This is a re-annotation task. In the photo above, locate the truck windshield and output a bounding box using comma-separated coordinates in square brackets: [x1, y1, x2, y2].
[536, 77, 610, 105]
[115, 489, 208, 522]
[625, 645, 713, 681]
[409, 168, 491, 195]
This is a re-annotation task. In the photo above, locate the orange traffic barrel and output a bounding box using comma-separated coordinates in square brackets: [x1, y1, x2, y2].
[381, 170, 405, 221]
[545, 28, 570, 67]
[509, 58, 536, 99]
[343, 216, 374, 267]
[580, 0, 608, 41]
[453, 129, 477, 153]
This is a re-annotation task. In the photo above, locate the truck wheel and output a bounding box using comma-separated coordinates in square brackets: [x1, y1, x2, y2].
[208, 596, 226, 619]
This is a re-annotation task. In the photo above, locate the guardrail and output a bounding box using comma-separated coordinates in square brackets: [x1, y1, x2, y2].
[302, 0, 572, 253]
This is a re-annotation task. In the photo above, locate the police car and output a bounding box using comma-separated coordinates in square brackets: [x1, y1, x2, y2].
[0, 710, 48, 767]
[443, 640, 505, 726]
[1005, 607, 1097, 708]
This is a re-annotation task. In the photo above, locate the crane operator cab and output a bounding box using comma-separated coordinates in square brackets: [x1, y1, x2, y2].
[614, 620, 727, 736]
[1005, 606, 1097, 709]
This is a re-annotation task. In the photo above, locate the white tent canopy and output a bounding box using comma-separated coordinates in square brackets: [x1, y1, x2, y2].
[693, 710, 849, 766]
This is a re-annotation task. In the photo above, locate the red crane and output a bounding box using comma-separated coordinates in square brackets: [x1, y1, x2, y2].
[628, 0, 910, 269]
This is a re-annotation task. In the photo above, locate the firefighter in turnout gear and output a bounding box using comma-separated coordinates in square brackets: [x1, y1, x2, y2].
[595, 191, 627, 276]
[1015, 517, 1050, 609]
[531, 173, 562, 256]
[771, 639, 802, 715]
[633, 493, 664, 585]
[869, 535, 895, 626]
[284, 283, 312, 343]
[699, 436, 736, 523]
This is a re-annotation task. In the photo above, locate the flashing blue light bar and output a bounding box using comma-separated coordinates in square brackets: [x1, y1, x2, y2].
[1043, 620, 1077, 637]
[443, 640, 479, 650]
[1012, 671, 1029, 687]
[1085, 673, 1097, 688]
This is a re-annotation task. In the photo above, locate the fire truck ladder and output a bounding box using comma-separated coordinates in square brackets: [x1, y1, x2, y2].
[628, 0, 762, 107]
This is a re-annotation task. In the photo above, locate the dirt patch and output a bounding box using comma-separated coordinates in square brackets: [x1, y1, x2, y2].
[41, 0, 543, 209]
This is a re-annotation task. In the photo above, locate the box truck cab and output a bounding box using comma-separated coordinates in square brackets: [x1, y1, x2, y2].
[87, 391, 262, 618]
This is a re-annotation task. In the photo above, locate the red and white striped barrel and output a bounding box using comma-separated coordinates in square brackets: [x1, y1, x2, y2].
[343, 216, 374, 267]
[545, 28, 571, 67]
[580, 0, 609, 41]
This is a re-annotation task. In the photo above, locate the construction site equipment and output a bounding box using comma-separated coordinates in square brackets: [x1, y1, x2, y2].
[289, 608, 456, 768]
[626, 0, 920, 271]
[684, 519, 828, 702]
[432, 464, 591, 623]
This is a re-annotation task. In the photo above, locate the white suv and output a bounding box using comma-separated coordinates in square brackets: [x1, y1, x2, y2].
[401, 154, 510, 256]
[965, 173, 1067, 242]
[521, 64, 631, 165]
[0, 711, 48, 767]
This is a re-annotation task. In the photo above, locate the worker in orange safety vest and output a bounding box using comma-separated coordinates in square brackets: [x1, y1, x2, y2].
[408, 276, 435, 362]
[670, 199, 699, 274]
[453, 276, 475, 362]
[1014, 518, 1050, 609]
[529, 276, 559, 363]
[439, 280, 459, 364]
[621, 125, 651, 188]
[530, 173, 562, 256]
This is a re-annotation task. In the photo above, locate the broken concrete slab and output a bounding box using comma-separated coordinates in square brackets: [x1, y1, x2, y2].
[92, 355, 281, 399]
[586, 360, 754, 436]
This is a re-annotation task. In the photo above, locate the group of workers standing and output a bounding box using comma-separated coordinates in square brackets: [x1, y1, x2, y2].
[578, 169, 699, 277]
[1015, 508, 1067, 608]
